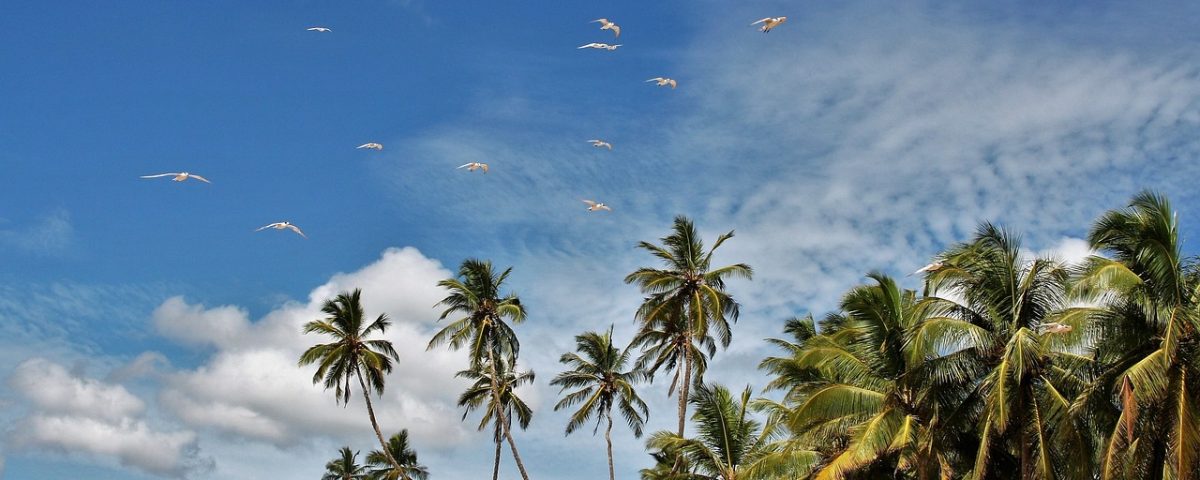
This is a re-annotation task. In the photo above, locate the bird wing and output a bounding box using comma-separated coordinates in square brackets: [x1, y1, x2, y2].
[591, 18, 608, 24]
[751, 18, 770, 25]
[578, 43, 598, 49]
[357, 143, 370, 148]
[582, 199, 597, 207]
[611, 25, 620, 37]
[604, 143, 612, 150]
[480, 164, 488, 173]
[646, 78, 664, 82]
[668, 79, 677, 88]
[189, 174, 212, 183]
[255, 223, 280, 231]
[140, 173, 179, 179]
[457, 163, 473, 169]
[287, 225, 308, 238]
[599, 204, 612, 211]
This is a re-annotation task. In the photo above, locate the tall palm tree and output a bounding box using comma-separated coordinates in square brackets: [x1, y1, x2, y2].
[647, 383, 817, 480]
[1071, 191, 1200, 479]
[427, 259, 532, 480]
[366, 430, 429, 480]
[551, 326, 651, 480]
[456, 357, 535, 480]
[323, 447, 368, 480]
[300, 289, 403, 471]
[626, 215, 752, 437]
[925, 224, 1089, 479]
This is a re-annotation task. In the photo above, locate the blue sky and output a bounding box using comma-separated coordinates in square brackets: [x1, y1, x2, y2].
[2, 1, 1200, 478]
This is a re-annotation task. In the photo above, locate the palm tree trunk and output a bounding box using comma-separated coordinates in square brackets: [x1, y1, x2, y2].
[356, 368, 402, 471]
[678, 341, 693, 437]
[606, 410, 615, 480]
[488, 349, 531, 480]
[492, 438, 501, 480]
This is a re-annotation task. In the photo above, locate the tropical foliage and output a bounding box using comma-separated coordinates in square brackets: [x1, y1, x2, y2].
[300, 289, 404, 471]
[304, 192, 1200, 480]
[551, 326, 650, 480]
[627, 215, 753, 437]
[366, 430, 429, 480]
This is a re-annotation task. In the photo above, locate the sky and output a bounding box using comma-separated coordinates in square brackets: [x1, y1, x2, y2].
[2, 0, 1200, 478]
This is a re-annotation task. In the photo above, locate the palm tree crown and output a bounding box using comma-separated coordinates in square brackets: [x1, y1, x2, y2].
[299, 289, 403, 471]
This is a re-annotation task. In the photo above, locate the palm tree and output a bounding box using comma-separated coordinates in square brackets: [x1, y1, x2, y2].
[1070, 191, 1200, 479]
[300, 289, 403, 471]
[323, 447, 368, 480]
[366, 430, 429, 480]
[626, 215, 752, 437]
[925, 224, 1089, 479]
[647, 383, 817, 480]
[456, 357, 535, 480]
[427, 259, 532, 480]
[551, 326, 650, 480]
[639, 444, 705, 480]
[761, 274, 961, 479]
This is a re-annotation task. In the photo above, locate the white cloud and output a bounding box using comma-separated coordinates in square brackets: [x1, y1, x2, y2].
[152, 297, 250, 349]
[6, 358, 211, 478]
[1036, 237, 1095, 267]
[157, 247, 473, 449]
[9, 358, 144, 422]
[107, 351, 171, 383]
[12, 415, 210, 478]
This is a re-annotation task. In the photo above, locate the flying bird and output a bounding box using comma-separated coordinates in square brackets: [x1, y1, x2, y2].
[578, 42, 621, 51]
[256, 221, 307, 238]
[140, 172, 211, 184]
[591, 18, 621, 38]
[583, 199, 612, 212]
[588, 139, 613, 150]
[307, 27, 332, 32]
[1041, 322, 1073, 335]
[646, 77, 678, 89]
[751, 17, 787, 32]
[357, 143, 383, 150]
[908, 261, 944, 276]
[457, 162, 489, 173]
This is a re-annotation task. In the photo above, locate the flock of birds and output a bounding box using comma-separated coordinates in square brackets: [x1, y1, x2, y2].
[907, 261, 1074, 335]
[139, 15, 792, 239]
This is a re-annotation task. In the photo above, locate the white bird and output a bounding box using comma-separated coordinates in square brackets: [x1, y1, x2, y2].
[588, 139, 613, 150]
[140, 172, 211, 184]
[578, 42, 621, 51]
[357, 143, 383, 150]
[751, 17, 788, 33]
[908, 261, 944, 276]
[307, 27, 332, 32]
[457, 162, 489, 173]
[646, 77, 677, 89]
[591, 18, 621, 38]
[1042, 322, 1073, 335]
[256, 221, 307, 238]
[583, 199, 612, 212]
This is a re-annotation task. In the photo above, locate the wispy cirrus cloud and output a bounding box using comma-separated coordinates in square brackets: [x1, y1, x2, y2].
[0, 209, 74, 256]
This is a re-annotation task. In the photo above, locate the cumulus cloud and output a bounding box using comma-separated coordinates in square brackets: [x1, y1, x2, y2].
[13, 415, 210, 478]
[107, 352, 171, 383]
[6, 358, 211, 478]
[156, 247, 473, 449]
[9, 358, 144, 422]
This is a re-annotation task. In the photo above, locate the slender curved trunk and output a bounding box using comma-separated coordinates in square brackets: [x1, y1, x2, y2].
[606, 410, 615, 480]
[492, 438, 501, 480]
[678, 340, 693, 437]
[488, 349, 531, 480]
[356, 368, 402, 471]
